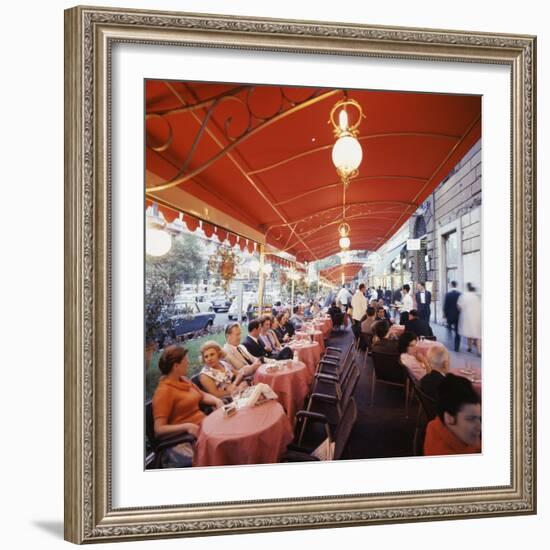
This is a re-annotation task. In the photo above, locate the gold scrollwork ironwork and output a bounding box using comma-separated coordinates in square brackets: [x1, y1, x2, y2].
[146, 84, 339, 192]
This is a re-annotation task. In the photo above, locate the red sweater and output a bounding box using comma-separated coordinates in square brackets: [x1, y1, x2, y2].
[424, 417, 481, 456]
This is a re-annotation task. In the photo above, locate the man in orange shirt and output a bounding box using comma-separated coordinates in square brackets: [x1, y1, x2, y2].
[424, 373, 481, 456]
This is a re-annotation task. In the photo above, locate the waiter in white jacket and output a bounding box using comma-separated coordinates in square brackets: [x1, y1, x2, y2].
[351, 283, 368, 340]
[399, 283, 414, 325]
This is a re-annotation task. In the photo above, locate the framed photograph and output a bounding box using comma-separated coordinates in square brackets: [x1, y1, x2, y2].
[64, 5, 536, 544]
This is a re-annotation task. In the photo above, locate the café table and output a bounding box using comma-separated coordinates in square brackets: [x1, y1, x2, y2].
[449, 365, 482, 395]
[388, 324, 405, 338]
[313, 317, 332, 338]
[194, 400, 293, 467]
[295, 329, 325, 353]
[288, 340, 320, 380]
[414, 339, 446, 359]
[414, 340, 482, 394]
[253, 360, 310, 419]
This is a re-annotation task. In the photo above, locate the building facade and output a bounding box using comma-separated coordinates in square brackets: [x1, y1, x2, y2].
[367, 139, 482, 324]
[407, 139, 482, 322]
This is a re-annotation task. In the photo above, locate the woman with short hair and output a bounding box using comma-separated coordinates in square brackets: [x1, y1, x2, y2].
[199, 340, 246, 399]
[152, 345, 223, 439]
[259, 316, 283, 353]
[275, 311, 294, 342]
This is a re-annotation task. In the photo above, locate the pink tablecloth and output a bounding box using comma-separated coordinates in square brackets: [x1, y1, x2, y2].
[388, 324, 405, 338]
[414, 340, 482, 394]
[414, 340, 446, 359]
[295, 330, 325, 353]
[450, 366, 482, 395]
[253, 360, 310, 419]
[288, 340, 320, 380]
[194, 400, 293, 467]
[313, 317, 332, 338]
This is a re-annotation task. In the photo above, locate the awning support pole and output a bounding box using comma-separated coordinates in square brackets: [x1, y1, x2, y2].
[257, 244, 265, 317]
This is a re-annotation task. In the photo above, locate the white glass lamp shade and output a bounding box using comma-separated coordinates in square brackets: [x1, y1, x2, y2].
[332, 135, 363, 171]
[248, 259, 260, 273]
[339, 236, 351, 250]
[146, 227, 172, 257]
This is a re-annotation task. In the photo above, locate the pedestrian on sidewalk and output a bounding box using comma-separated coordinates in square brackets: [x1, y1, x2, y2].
[443, 280, 461, 352]
[457, 283, 482, 355]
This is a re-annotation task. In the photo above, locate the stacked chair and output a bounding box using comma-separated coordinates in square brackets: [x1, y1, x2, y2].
[290, 341, 360, 455]
[281, 397, 357, 462]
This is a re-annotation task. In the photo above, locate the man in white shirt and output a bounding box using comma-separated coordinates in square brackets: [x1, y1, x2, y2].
[336, 285, 352, 309]
[400, 284, 414, 325]
[223, 322, 261, 374]
[351, 283, 368, 339]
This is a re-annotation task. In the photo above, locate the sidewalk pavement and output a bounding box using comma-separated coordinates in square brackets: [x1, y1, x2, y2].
[431, 322, 481, 371]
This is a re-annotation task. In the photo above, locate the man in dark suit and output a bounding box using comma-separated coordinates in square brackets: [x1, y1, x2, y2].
[420, 345, 450, 399]
[375, 303, 392, 324]
[392, 288, 402, 304]
[404, 309, 434, 338]
[443, 280, 461, 352]
[244, 319, 291, 360]
[415, 282, 432, 322]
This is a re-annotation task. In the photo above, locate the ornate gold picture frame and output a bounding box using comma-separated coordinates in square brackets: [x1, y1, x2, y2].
[64, 5, 536, 544]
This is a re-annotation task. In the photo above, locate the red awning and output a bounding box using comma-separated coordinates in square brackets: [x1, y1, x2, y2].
[320, 263, 364, 284]
[146, 81, 481, 261]
[145, 198, 251, 248]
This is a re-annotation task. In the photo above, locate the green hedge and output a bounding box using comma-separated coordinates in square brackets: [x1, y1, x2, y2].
[145, 324, 246, 401]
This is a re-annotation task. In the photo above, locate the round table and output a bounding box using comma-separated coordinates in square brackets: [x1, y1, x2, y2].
[414, 341, 482, 394]
[194, 400, 293, 467]
[288, 340, 320, 380]
[253, 360, 310, 419]
[388, 324, 405, 338]
[295, 329, 325, 353]
[414, 340, 446, 359]
[313, 317, 332, 338]
[449, 366, 482, 395]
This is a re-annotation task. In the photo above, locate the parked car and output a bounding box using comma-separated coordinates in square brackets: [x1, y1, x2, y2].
[168, 301, 216, 337]
[176, 292, 214, 312]
[228, 292, 255, 320]
[209, 294, 232, 312]
[228, 292, 274, 320]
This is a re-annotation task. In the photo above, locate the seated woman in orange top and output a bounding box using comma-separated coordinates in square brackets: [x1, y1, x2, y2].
[152, 345, 223, 438]
[424, 373, 481, 456]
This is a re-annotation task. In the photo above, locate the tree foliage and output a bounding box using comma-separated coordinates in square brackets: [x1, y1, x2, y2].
[145, 232, 206, 342]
